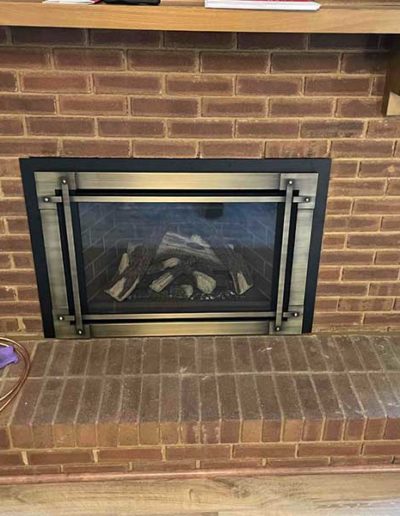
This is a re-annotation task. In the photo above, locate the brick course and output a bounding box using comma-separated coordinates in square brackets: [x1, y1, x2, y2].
[0, 28, 397, 334]
[0, 335, 398, 478]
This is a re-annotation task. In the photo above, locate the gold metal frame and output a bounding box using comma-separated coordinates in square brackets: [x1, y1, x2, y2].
[35, 170, 319, 338]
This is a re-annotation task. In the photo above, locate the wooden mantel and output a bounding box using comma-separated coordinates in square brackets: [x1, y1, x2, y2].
[0, 0, 400, 33]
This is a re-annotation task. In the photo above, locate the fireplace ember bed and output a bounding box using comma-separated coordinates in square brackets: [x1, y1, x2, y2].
[21, 158, 329, 339]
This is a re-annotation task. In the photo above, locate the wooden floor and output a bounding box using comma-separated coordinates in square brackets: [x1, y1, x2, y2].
[2, 472, 400, 515]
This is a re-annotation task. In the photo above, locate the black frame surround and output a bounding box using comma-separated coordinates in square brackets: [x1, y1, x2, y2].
[21, 158, 330, 338]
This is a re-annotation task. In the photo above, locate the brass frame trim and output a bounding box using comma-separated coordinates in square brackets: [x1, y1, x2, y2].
[60, 178, 84, 336]
[88, 320, 270, 337]
[75, 172, 283, 190]
[274, 179, 294, 332]
[59, 311, 294, 321]
[30, 166, 321, 338]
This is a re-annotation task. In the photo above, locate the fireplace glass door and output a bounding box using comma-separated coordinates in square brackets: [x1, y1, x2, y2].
[79, 200, 281, 315]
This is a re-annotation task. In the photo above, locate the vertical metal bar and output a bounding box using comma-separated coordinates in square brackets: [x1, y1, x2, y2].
[274, 180, 294, 332]
[61, 179, 83, 335]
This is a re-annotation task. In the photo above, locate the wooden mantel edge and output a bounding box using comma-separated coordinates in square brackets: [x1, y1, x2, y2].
[1, 3, 400, 33]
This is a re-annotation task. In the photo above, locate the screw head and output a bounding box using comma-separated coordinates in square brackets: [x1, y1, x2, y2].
[58, 315, 64, 321]
[304, 197, 311, 203]
[61, 179, 68, 185]
[288, 180, 294, 185]
[275, 326, 281, 332]
[43, 197, 50, 203]
[293, 312, 299, 318]
[77, 329, 83, 335]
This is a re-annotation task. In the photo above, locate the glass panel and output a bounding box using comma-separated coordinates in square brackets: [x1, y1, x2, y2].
[78, 201, 279, 314]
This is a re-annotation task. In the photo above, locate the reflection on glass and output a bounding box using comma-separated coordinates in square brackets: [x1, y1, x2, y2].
[79, 202, 278, 314]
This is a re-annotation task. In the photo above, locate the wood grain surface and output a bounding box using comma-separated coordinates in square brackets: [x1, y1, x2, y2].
[0, 1, 400, 32]
[1, 472, 400, 515]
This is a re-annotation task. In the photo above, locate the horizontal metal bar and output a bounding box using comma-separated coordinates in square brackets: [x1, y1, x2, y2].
[76, 172, 282, 191]
[45, 195, 309, 204]
[48, 195, 285, 204]
[89, 320, 270, 338]
[58, 311, 295, 322]
[59, 311, 274, 322]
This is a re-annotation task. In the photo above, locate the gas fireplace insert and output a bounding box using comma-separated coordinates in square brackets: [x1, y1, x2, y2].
[21, 158, 330, 338]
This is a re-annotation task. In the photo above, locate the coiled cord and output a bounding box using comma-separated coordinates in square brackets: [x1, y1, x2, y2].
[0, 337, 31, 414]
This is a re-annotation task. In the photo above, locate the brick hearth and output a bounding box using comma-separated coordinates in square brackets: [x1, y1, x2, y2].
[0, 29, 399, 335]
[1, 334, 400, 477]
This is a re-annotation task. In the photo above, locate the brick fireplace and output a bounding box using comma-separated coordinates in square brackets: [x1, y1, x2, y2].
[0, 28, 399, 336]
[0, 26, 400, 481]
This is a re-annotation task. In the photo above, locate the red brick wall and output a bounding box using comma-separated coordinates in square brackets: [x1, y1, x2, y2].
[0, 27, 399, 335]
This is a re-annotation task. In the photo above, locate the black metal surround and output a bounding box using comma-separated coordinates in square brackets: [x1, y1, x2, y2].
[20, 158, 330, 338]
